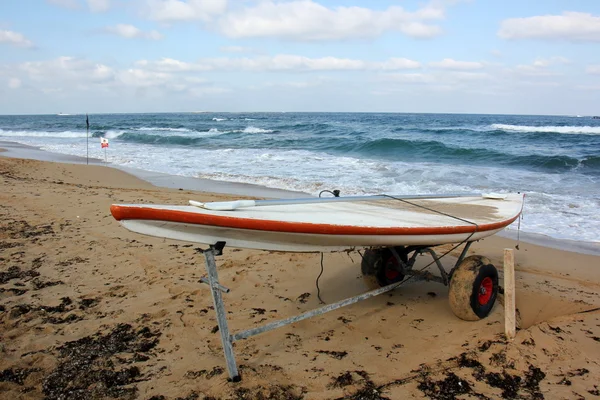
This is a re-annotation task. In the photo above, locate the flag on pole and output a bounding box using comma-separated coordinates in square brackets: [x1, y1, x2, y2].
[86, 114, 90, 164]
[101, 137, 109, 148]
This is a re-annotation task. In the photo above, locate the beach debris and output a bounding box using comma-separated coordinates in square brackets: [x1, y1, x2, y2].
[0, 367, 40, 385]
[331, 371, 389, 400]
[39, 296, 72, 313]
[297, 292, 311, 303]
[523, 365, 546, 394]
[31, 278, 64, 290]
[316, 350, 348, 360]
[324, 347, 548, 400]
[0, 287, 28, 296]
[44, 313, 83, 325]
[521, 338, 536, 346]
[565, 368, 589, 378]
[330, 371, 355, 388]
[79, 297, 100, 310]
[0, 241, 22, 250]
[3, 220, 55, 239]
[41, 323, 160, 400]
[184, 366, 224, 380]
[56, 256, 89, 267]
[233, 384, 304, 400]
[173, 393, 202, 400]
[329, 370, 372, 389]
[8, 304, 32, 319]
[250, 307, 266, 316]
[4, 295, 100, 325]
[417, 372, 472, 399]
[0, 266, 40, 284]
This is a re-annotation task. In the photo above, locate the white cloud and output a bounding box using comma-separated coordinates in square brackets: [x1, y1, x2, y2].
[47, 0, 109, 12]
[145, 0, 228, 22]
[8, 78, 22, 89]
[87, 0, 110, 12]
[515, 80, 561, 88]
[118, 69, 172, 87]
[381, 73, 435, 84]
[219, 46, 256, 54]
[188, 86, 231, 97]
[10, 56, 225, 98]
[140, 0, 454, 41]
[20, 57, 116, 83]
[513, 65, 559, 77]
[269, 55, 364, 71]
[47, 0, 80, 9]
[0, 30, 34, 48]
[511, 57, 568, 77]
[531, 56, 569, 68]
[217, 0, 444, 40]
[586, 65, 600, 75]
[380, 58, 421, 70]
[446, 71, 490, 81]
[264, 81, 313, 89]
[135, 58, 205, 72]
[381, 70, 490, 86]
[576, 84, 600, 91]
[498, 12, 600, 42]
[104, 24, 163, 40]
[429, 58, 483, 70]
[137, 55, 421, 72]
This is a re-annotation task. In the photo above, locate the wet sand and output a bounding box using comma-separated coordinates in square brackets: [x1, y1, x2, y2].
[1, 154, 599, 399]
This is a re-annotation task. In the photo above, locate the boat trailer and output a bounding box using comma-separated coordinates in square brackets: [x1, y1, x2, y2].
[198, 240, 499, 381]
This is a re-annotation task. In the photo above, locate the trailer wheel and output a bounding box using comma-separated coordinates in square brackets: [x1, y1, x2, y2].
[448, 255, 498, 321]
[361, 247, 407, 288]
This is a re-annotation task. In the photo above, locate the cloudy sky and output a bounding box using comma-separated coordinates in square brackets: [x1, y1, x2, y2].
[1, 0, 600, 115]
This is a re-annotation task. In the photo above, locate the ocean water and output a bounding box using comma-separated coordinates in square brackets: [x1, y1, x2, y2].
[1, 112, 599, 243]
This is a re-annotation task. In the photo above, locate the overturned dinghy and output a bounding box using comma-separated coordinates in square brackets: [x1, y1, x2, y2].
[110, 193, 524, 252]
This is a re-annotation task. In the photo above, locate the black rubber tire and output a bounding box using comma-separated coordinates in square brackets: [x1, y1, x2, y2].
[361, 248, 382, 276]
[448, 255, 499, 321]
[361, 247, 407, 287]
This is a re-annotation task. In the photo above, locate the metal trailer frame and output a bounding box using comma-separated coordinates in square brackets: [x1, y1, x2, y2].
[200, 240, 473, 382]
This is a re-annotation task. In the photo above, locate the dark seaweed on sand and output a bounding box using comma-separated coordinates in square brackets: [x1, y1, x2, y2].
[41, 323, 160, 400]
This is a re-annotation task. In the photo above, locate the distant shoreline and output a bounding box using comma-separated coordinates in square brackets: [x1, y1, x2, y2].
[2, 111, 599, 117]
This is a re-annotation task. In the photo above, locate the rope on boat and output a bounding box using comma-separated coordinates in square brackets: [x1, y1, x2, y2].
[515, 195, 525, 250]
[377, 194, 481, 287]
[316, 253, 325, 304]
[315, 190, 339, 303]
[314, 192, 483, 302]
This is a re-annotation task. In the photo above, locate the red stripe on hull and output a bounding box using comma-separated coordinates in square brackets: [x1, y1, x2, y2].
[110, 205, 519, 236]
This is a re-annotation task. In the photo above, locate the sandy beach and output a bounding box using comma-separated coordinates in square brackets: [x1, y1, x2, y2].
[1, 153, 599, 399]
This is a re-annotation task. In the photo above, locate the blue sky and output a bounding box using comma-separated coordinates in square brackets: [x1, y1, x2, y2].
[1, 0, 600, 115]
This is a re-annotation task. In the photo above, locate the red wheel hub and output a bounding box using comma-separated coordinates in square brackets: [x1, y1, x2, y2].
[384, 257, 400, 280]
[385, 268, 400, 280]
[478, 277, 493, 305]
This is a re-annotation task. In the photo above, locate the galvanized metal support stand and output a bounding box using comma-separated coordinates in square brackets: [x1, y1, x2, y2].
[202, 242, 240, 382]
[199, 241, 474, 381]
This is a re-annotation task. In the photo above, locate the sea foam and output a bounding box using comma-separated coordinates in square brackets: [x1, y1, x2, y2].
[491, 124, 600, 135]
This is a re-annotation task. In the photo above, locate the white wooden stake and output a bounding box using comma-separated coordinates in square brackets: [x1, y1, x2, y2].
[504, 248, 516, 340]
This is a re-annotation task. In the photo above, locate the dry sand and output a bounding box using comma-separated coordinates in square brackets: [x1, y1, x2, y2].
[1, 155, 599, 399]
